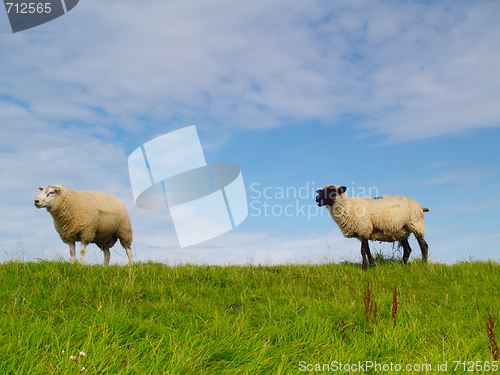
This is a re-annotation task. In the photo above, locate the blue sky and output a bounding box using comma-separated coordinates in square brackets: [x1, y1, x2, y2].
[0, 0, 499, 265]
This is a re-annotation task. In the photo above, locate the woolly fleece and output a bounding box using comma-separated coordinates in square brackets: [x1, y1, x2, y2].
[37, 185, 133, 265]
[327, 191, 426, 242]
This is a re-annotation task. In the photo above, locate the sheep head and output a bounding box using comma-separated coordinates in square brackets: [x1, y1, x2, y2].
[316, 185, 347, 207]
[34, 185, 62, 210]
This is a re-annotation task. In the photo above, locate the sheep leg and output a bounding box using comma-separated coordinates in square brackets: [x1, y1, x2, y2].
[125, 247, 134, 265]
[69, 242, 76, 263]
[401, 238, 412, 264]
[79, 243, 87, 265]
[366, 242, 375, 267]
[102, 247, 110, 266]
[414, 233, 428, 263]
[360, 239, 374, 271]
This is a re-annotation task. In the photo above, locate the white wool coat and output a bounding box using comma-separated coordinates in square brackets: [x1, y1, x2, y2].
[327, 194, 426, 242]
[49, 185, 133, 249]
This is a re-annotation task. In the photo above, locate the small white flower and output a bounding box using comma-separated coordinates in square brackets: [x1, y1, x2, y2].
[80, 367, 86, 372]
[79, 351, 86, 357]
[61, 350, 65, 355]
[70, 356, 78, 362]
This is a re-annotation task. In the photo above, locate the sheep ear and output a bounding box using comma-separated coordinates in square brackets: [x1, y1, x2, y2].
[38, 187, 44, 191]
[338, 186, 347, 194]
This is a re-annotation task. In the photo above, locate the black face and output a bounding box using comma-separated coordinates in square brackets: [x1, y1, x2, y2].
[316, 186, 346, 207]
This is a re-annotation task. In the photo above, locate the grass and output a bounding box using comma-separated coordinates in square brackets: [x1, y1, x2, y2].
[0, 258, 499, 374]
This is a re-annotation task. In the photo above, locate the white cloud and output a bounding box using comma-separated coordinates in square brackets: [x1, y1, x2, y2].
[130, 229, 360, 266]
[419, 168, 492, 187]
[1, 1, 499, 140]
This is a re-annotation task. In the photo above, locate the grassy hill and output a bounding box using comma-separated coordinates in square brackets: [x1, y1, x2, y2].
[0, 259, 499, 374]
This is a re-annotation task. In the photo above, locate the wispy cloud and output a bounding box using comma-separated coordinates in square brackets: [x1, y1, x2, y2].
[1, 1, 499, 141]
[419, 168, 492, 187]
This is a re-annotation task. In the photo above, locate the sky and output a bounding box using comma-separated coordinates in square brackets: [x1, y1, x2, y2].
[0, 0, 499, 266]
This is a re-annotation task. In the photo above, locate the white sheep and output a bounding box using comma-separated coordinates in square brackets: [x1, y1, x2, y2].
[316, 185, 429, 270]
[34, 185, 134, 266]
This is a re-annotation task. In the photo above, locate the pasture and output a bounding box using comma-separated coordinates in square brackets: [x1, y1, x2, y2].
[0, 258, 498, 374]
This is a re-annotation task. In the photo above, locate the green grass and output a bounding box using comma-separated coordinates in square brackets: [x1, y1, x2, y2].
[0, 258, 499, 374]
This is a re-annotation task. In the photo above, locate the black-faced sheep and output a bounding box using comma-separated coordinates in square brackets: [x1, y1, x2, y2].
[35, 185, 134, 266]
[316, 185, 429, 270]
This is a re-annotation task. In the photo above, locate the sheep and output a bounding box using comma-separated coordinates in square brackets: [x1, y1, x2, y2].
[316, 185, 429, 270]
[34, 185, 134, 266]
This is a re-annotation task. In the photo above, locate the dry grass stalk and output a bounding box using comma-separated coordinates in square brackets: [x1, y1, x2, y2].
[487, 314, 499, 360]
[364, 281, 371, 324]
[392, 286, 398, 328]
